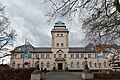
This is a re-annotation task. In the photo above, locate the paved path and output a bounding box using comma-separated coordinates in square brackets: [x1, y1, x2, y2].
[41, 71, 83, 80]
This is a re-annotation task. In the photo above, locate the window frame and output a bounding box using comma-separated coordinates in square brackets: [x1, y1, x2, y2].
[81, 54, 84, 58]
[71, 54, 74, 58]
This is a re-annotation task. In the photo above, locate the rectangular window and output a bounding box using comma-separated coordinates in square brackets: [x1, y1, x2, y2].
[14, 54, 17, 58]
[95, 54, 97, 58]
[103, 54, 105, 58]
[21, 54, 23, 58]
[61, 43, 63, 47]
[71, 54, 74, 58]
[54, 54, 56, 58]
[64, 54, 66, 58]
[58, 54, 62, 58]
[28, 54, 31, 58]
[57, 43, 59, 47]
[81, 54, 84, 58]
[36, 54, 39, 58]
[71, 62, 74, 68]
[41, 54, 44, 58]
[76, 54, 79, 58]
[77, 62, 80, 68]
[88, 54, 91, 58]
[46, 54, 50, 58]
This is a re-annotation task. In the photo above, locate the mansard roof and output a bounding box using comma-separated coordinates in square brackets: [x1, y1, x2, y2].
[68, 47, 96, 53]
[11, 43, 106, 53]
[11, 42, 52, 53]
[34, 47, 52, 53]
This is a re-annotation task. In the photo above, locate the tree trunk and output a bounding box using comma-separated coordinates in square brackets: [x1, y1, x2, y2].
[114, 0, 120, 12]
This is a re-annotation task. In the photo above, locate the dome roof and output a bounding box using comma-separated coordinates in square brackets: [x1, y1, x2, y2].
[55, 21, 65, 27]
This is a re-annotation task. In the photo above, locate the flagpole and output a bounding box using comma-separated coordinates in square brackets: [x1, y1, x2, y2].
[32, 47, 35, 67]
[95, 40, 101, 73]
[97, 54, 100, 72]
[22, 39, 27, 68]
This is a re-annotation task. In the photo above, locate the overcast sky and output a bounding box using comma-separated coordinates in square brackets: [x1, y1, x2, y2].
[0, 0, 86, 49]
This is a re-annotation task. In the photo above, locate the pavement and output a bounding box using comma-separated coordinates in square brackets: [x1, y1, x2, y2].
[41, 70, 83, 80]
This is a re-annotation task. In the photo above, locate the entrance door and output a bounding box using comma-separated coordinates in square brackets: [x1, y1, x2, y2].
[58, 63, 63, 70]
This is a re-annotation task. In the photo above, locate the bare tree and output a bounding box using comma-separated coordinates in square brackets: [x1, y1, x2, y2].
[43, 0, 120, 67]
[0, 4, 16, 58]
[44, 0, 120, 53]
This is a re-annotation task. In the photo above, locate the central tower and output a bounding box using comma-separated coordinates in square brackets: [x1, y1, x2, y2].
[51, 21, 69, 70]
[51, 21, 69, 49]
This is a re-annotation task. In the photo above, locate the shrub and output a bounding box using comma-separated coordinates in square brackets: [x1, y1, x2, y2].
[0, 67, 35, 80]
[94, 72, 120, 79]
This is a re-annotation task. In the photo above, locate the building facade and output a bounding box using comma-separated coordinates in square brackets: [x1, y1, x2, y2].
[10, 21, 109, 70]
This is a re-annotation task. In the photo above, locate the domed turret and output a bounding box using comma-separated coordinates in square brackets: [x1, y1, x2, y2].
[54, 21, 65, 27]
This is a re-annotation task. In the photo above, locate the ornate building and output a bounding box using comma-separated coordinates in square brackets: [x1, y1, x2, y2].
[10, 21, 109, 70]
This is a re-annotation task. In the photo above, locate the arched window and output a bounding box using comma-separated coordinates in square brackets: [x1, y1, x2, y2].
[99, 63, 102, 68]
[104, 61, 107, 67]
[12, 61, 15, 68]
[89, 61, 92, 68]
[71, 62, 74, 68]
[77, 62, 80, 68]
[17, 63, 20, 68]
[28, 62, 30, 67]
[41, 62, 44, 68]
[47, 62, 50, 68]
[82, 62, 85, 68]
[94, 63, 97, 68]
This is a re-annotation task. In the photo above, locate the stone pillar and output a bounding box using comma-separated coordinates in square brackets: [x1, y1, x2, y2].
[82, 57, 94, 80]
[81, 72, 94, 80]
[31, 70, 41, 80]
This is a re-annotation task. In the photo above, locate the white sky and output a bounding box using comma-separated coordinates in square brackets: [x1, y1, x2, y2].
[1, 0, 86, 48]
[0, 0, 87, 64]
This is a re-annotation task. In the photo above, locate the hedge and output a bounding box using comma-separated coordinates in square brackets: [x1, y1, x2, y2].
[0, 68, 35, 80]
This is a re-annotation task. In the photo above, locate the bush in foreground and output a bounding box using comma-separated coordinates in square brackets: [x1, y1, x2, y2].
[0, 67, 35, 80]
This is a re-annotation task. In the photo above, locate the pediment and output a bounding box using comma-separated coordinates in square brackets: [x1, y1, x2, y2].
[56, 49, 64, 53]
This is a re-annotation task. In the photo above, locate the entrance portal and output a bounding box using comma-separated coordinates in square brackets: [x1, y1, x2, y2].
[58, 63, 63, 70]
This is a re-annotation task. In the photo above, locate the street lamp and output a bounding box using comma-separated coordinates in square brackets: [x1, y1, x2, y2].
[84, 57, 89, 71]
[2, 59, 4, 64]
[36, 57, 40, 70]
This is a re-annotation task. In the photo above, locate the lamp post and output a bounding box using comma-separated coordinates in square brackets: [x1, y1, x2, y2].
[2, 59, 4, 64]
[36, 57, 40, 70]
[81, 58, 94, 80]
[84, 57, 89, 71]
